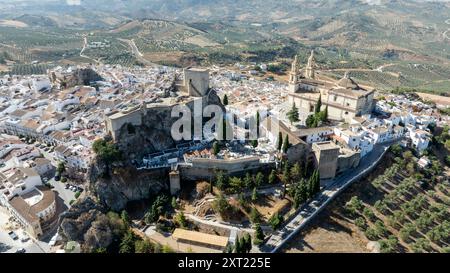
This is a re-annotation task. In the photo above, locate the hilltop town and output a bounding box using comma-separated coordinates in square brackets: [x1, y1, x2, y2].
[0, 49, 449, 254]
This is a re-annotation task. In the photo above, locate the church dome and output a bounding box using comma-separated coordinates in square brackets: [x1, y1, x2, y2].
[337, 72, 360, 89]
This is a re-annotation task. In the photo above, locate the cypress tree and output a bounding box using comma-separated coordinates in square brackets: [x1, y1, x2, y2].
[323, 105, 328, 122]
[287, 103, 300, 124]
[268, 169, 277, 184]
[234, 236, 241, 253]
[315, 95, 322, 114]
[223, 94, 229, 105]
[256, 111, 260, 137]
[277, 132, 283, 151]
[254, 223, 265, 244]
[314, 170, 321, 194]
[282, 134, 290, 153]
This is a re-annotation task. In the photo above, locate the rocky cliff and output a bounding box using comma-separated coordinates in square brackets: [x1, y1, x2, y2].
[114, 89, 224, 160]
[90, 162, 169, 211]
[58, 197, 107, 251]
[58, 159, 169, 252]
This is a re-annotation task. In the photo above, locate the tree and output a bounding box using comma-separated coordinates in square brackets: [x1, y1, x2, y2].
[256, 111, 260, 137]
[223, 94, 229, 106]
[162, 244, 175, 253]
[171, 196, 178, 209]
[322, 105, 328, 122]
[243, 233, 252, 253]
[92, 139, 122, 164]
[234, 236, 243, 253]
[306, 114, 318, 128]
[251, 187, 258, 202]
[224, 244, 234, 253]
[229, 177, 244, 192]
[390, 144, 402, 156]
[315, 95, 322, 114]
[287, 103, 299, 124]
[119, 230, 136, 253]
[253, 223, 265, 245]
[312, 170, 321, 194]
[254, 172, 264, 188]
[251, 139, 258, 148]
[249, 207, 261, 224]
[212, 141, 220, 155]
[121, 210, 131, 227]
[268, 169, 277, 184]
[135, 239, 154, 253]
[281, 164, 290, 185]
[212, 193, 231, 216]
[215, 171, 226, 191]
[282, 134, 290, 153]
[144, 195, 168, 224]
[244, 173, 253, 189]
[222, 118, 228, 141]
[92, 247, 107, 253]
[290, 163, 302, 182]
[277, 132, 283, 151]
[56, 162, 66, 174]
[174, 212, 187, 228]
[269, 212, 283, 230]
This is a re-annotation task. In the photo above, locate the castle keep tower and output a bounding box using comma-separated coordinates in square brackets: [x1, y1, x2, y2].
[183, 67, 210, 97]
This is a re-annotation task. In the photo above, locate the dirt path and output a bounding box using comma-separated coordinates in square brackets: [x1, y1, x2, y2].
[118, 38, 158, 66]
[79, 36, 102, 64]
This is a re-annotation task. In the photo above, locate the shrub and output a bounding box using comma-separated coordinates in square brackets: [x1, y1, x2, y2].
[355, 217, 367, 230]
[268, 212, 283, 230]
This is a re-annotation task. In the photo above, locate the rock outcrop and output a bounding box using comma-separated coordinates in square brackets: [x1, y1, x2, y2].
[91, 164, 169, 211]
[58, 197, 106, 246]
[49, 68, 103, 88]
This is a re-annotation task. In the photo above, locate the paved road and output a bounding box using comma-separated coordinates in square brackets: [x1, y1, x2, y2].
[49, 178, 76, 207]
[0, 208, 49, 253]
[259, 142, 393, 253]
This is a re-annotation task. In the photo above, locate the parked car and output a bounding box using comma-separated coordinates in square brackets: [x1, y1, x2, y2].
[54, 175, 60, 181]
[15, 248, 26, 253]
[8, 231, 18, 240]
[65, 183, 70, 189]
[21, 235, 30, 242]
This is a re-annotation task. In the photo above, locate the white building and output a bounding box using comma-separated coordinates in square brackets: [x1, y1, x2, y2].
[0, 167, 42, 205]
[296, 127, 334, 144]
[409, 129, 431, 154]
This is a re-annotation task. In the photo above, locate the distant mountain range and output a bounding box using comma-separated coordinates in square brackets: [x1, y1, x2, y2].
[0, 0, 449, 93]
